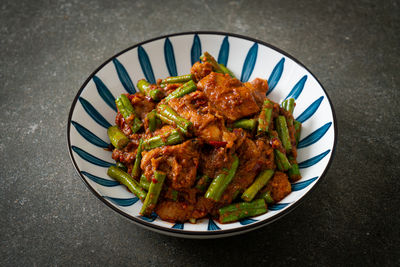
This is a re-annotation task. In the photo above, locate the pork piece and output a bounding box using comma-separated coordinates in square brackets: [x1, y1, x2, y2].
[129, 93, 156, 120]
[191, 61, 213, 82]
[191, 197, 217, 219]
[178, 188, 198, 204]
[140, 140, 200, 190]
[197, 72, 260, 121]
[265, 171, 292, 203]
[168, 91, 237, 146]
[115, 112, 133, 136]
[255, 138, 276, 170]
[199, 146, 231, 178]
[198, 128, 247, 179]
[244, 78, 269, 108]
[155, 201, 194, 223]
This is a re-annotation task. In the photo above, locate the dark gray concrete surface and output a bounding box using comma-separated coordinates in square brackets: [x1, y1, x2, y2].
[1, 0, 399, 266]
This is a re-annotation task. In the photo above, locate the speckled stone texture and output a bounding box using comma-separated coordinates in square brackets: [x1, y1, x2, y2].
[1, 0, 399, 266]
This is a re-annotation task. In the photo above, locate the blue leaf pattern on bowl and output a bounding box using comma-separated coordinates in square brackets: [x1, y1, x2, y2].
[298, 150, 331, 168]
[164, 38, 177, 77]
[93, 76, 117, 112]
[240, 43, 258, 82]
[207, 219, 220, 231]
[217, 36, 229, 65]
[285, 75, 307, 100]
[112, 58, 136, 94]
[267, 57, 285, 95]
[268, 203, 290, 211]
[291, 177, 318, 191]
[138, 46, 156, 84]
[298, 122, 332, 149]
[71, 146, 113, 167]
[191, 34, 202, 66]
[239, 218, 258, 225]
[82, 171, 120, 187]
[172, 223, 184, 230]
[78, 97, 111, 129]
[296, 96, 324, 123]
[71, 121, 109, 148]
[104, 196, 139, 206]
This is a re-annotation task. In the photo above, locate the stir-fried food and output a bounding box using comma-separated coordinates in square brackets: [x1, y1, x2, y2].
[106, 52, 302, 223]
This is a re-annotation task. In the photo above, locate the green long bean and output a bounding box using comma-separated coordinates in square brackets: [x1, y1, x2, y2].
[143, 129, 183, 150]
[107, 125, 129, 149]
[164, 80, 197, 103]
[258, 99, 273, 134]
[241, 169, 274, 202]
[115, 95, 142, 133]
[218, 199, 267, 223]
[156, 104, 192, 135]
[131, 138, 143, 179]
[107, 166, 147, 201]
[205, 155, 239, 202]
[140, 171, 166, 216]
[276, 116, 292, 153]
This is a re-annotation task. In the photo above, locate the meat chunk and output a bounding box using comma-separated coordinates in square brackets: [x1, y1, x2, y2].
[265, 171, 292, 203]
[244, 78, 269, 108]
[140, 140, 200, 190]
[129, 93, 156, 120]
[255, 138, 276, 170]
[192, 197, 216, 219]
[168, 91, 237, 146]
[191, 61, 213, 82]
[199, 146, 231, 178]
[155, 201, 194, 222]
[197, 72, 260, 121]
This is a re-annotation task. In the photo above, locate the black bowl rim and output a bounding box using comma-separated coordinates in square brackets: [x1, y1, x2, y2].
[67, 31, 338, 237]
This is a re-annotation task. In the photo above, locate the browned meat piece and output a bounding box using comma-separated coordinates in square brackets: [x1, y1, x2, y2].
[244, 78, 269, 108]
[232, 138, 261, 186]
[198, 129, 246, 179]
[115, 112, 133, 136]
[177, 187, 197, 204]
[140, 140, 200, 190]
[155, 201, 194, 223]
[265, 171, 292, 203]
[199, 146, 231, 178]
[192, 197, 216, 219]
[168, 91, 237, 147]
[129, 93, 156, 120]
[255, 138, 276, 170]
[191, 61, 213, 82]
[197, 72, 260, 121]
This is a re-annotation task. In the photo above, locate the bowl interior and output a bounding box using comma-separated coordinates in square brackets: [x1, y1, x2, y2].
[68, 32, 336, 237]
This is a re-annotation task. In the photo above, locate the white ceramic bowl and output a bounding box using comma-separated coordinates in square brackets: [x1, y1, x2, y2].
[67, 32, 337, 238]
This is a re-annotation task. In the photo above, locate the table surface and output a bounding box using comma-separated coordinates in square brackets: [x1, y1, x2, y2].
[1, 0, 399, 266]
